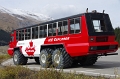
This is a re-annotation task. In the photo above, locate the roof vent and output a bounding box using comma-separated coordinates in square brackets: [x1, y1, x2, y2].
[92, 10, 97, 13]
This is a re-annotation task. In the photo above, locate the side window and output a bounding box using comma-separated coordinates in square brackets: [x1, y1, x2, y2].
[25, 28, 31, 40]
[16, 30, 19, 40]
[48, 24, 53, 36]
[70, 17, 80, 34]
[39, 26, 44, 38]
[32, 26, 38, 39]
[58, 20, 68, 35]
[32, 27, 35, 39]
[39, 25, 47, 38]
[48, 23, 56, 36]
[27, 28, 31, 39]
[35, 27, 38, 38]
[21, 30, 24, 40]
[63, 20, 68, 34]
[58, 21, 63, 35]
[25, 29, 27, 40]
[19, 30, 21, 40]
[53, 23, 56, 36]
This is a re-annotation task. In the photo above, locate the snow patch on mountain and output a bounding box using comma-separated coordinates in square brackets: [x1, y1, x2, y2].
[12, 9, 53, 21]
[0, 6, 53, 21]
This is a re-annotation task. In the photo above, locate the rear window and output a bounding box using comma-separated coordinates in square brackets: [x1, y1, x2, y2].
[92, 20, 107, 32]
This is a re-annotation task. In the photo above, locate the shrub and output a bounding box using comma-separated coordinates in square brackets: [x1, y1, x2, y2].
[0, 66, 109, 79]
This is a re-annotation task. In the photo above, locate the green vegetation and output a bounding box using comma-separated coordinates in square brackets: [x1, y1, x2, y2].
[0, 66, 109, 79]
[0, 54, 11, 64]
[114, 27, 120, 46]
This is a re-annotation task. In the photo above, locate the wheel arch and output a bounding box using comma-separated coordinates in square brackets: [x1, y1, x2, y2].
[40, 44, 68, 53]
[13, 46, 22, 53]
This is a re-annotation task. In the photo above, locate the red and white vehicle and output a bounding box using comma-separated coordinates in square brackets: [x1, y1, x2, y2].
[8, 10, 118, 69]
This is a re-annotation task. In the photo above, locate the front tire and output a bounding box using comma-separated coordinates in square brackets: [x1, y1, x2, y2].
[52, 48, 72, 69]
[39, 48, 53, 68]
[13, 50, 28, 65]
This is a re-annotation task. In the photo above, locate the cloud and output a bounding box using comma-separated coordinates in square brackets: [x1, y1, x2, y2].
[39, 4, 85, 19]
[0, 0, 119, 27]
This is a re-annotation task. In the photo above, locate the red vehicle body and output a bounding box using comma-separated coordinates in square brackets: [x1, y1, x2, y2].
[8, 10, 118, 69]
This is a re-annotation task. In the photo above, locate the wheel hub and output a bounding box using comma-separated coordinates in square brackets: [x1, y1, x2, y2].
[14, 54, 18, 62]
[54, 53, 60, 64]
[41, 54, 46, 63]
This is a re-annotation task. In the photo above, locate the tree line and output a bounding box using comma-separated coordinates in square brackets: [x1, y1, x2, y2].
[114, 27, 120, 46]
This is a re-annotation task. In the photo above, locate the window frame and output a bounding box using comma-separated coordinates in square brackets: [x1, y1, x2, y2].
[70, 17, 81, 34]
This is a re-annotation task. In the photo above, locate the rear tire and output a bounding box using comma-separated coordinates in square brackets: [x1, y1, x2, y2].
[13, 50, 28, 65]
[39, 48, 53, 68]
[52, 48, 72, 69]
[80, 55, 98, 66]
[34, 57, 40, 64]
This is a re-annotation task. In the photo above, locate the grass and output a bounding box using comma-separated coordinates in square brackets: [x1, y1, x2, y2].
[0, 45, 11, 63]
[0, 46, 119, 79]
[0, 54, 11, 64]
[0, 46, 8, 54]
[0, 66, 109, 79]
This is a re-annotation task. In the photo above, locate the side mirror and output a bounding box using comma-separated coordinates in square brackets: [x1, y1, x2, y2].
[10, 34, 13, 36]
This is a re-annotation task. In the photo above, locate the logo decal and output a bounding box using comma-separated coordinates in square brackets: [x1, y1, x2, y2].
[48, 37, 70, 42]
[25, 40, 35, 56]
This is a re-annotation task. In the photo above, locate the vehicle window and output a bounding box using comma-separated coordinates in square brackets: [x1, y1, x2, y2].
[92, 20, 107, 32]
[39, 25, 47, 38]
[48, 23, 56, 36]
[16, 31, 19, 40]
[70, 17, 80, 34]
[58, 20, 68, 35]
[25, 28, 31, 40]
[32, 27, 38, 39]
[48, 24, 53, 36]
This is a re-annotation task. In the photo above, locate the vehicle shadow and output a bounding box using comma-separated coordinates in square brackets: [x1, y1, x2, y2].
[69, 61, 120, 69]
[26, 60, 120, 69]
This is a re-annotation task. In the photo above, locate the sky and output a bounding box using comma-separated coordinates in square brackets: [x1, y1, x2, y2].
[0, 0, 120, 28]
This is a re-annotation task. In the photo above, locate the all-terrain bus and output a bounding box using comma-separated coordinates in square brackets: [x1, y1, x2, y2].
[8, 9, 118, 69]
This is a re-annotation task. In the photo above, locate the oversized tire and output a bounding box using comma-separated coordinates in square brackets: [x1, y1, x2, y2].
[52, 48, 72, 69]
[13, 50, 28, 65]
[80, 55, 98, 66]
[34, 57, 40, 64]
[39, 48, 53, 68]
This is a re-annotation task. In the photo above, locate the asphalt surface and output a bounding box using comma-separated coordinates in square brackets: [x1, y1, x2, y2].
[1, 49, 120, 79]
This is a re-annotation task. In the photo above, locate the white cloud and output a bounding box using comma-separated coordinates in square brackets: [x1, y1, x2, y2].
[0, 0, 119, 27]
[39, 4, 86, 19]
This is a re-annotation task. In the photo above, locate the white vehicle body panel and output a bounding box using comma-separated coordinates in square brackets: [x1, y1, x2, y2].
[16, 38, 46, 57]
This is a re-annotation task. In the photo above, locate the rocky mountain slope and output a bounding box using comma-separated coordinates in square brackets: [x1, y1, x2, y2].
[0, 6, 53, 32]
[0, 6, 53, 46]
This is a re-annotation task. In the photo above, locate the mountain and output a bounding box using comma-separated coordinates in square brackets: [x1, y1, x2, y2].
[0, 6, 53, 32]
[0, 6, 53, 46]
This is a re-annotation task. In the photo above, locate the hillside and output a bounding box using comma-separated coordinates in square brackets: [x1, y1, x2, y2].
[0, 7, 52, 32]
[0, 6, 53, 46]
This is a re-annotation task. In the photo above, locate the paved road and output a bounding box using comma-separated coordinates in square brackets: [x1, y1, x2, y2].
[2, 49, 120, 78]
